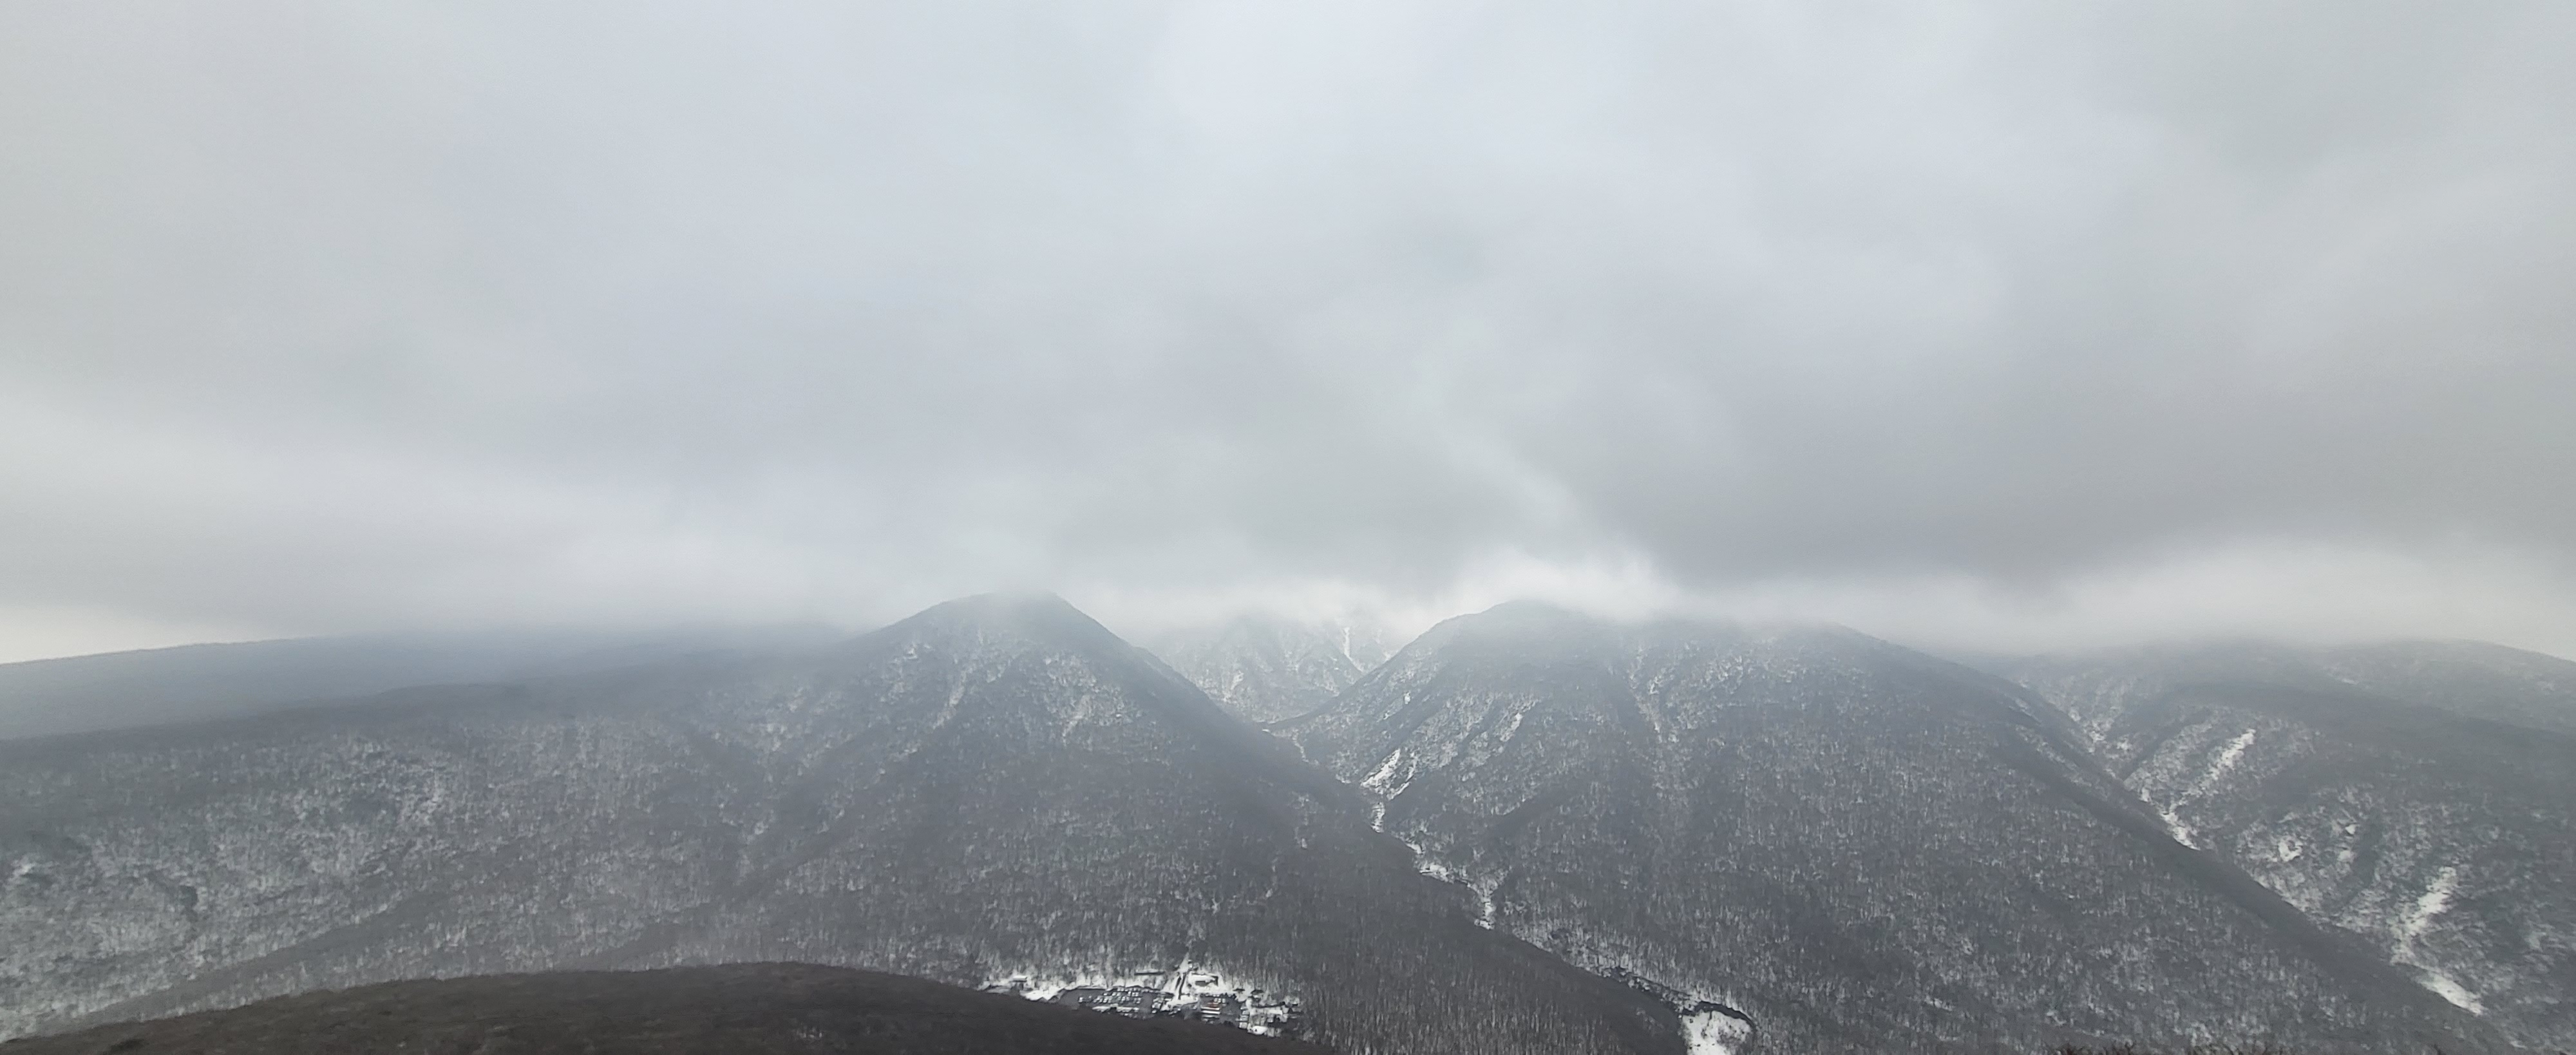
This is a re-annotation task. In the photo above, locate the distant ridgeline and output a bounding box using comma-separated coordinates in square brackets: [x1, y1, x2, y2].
[3, 593, 2568, 1054]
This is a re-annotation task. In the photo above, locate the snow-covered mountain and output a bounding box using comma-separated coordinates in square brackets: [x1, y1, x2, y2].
[1147, 615, 1394, 724]
[1283, 603, 2509, 1054]
[2007, 642, 2576, 1051]
[0, 595, 1672, 1055]
[9, 596, 2559, 1054]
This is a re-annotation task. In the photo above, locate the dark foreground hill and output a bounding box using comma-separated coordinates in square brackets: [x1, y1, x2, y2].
[0, 963, 1324, 1055]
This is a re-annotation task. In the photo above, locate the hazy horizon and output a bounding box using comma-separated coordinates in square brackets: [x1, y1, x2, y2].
[8, 2, 2576, 663]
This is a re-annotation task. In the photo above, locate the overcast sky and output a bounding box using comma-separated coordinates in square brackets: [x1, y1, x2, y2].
[5, 1, 2575, 662]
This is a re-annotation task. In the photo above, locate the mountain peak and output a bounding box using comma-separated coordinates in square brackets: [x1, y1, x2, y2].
[1290, 614, 2509, 1053]
[1406, 600, 1609, 655]
[866, 592, 1126, 654]
[1463, 598, 1593, 625]
[918, 590, 1086, 622]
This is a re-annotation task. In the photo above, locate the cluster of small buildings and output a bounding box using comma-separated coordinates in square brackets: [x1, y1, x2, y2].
[987, 967, 1302, 1036]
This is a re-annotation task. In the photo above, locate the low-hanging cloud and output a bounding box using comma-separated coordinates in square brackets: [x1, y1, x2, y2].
[5, 1, 2575, 661]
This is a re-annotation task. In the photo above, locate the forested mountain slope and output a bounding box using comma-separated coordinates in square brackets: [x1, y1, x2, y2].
[0, 595, 1673, 1055]
[2009, 643, 2576, 1050]
[1285, 604, 2508, 1055]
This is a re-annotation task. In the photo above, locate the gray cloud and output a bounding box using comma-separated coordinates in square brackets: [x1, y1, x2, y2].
[6, 1, 2576, 659]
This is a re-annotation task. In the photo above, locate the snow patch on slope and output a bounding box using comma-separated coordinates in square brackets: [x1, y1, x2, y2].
[1360, 748, 1413, 832]
[2391, 865, 2484, 1014]
[2209, 728, 2256, 780]
[1361, 748, 1409, 796]
[2155, 804, 2201, 849]
[1469, 875, 1500, 929]
[1681, 1003, 1755, 1055]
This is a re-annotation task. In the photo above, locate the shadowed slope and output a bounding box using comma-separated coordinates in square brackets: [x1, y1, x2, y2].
[0, 963, 1325, 1055]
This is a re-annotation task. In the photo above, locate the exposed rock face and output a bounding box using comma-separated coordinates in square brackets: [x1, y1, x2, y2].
[1148, 615, 1394, 725]
[1285, 604, 2508, 1055]
[0, 595, 1672, 1055]
[2009, 642, 2576, 1051]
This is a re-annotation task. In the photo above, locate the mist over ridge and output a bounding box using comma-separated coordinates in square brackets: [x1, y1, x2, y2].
[10, 6, 2576, 1053]
[6, 2, 2576, 660]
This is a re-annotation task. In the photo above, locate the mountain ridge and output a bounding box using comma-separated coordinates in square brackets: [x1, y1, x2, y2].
[6, 595, 2563, 1053]
[2007, 642, 2576, 1050]
[0, 593, 1674, 1055]
[1287, 604, 2509, 1054]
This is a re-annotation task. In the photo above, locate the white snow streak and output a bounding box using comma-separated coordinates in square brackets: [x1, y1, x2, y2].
[2400, 867, 2459, 944]
[2391, 865, 2484, 1014]
[1360, 748, 1413, 832]
[1471, 877, 1499, 929]
[2149, 726, 2260, 849]
[2207, 729, 2256, 783]
[2155, 804, 2200, 849]
[1361, 748, 1407, 793]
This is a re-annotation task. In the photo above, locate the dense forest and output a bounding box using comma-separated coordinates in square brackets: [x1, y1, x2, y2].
[5, 596, 2566, 1054]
